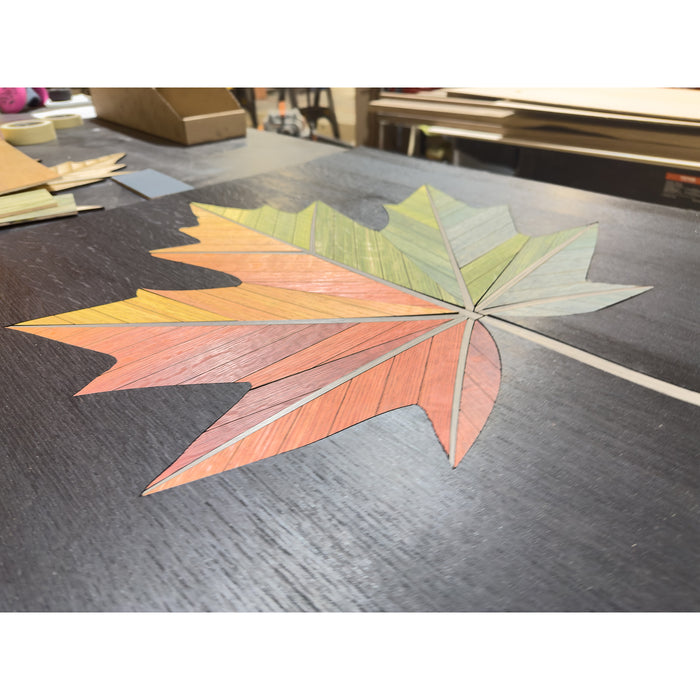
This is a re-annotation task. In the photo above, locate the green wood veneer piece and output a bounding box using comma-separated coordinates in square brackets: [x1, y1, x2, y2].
[314, 201, 458, 304]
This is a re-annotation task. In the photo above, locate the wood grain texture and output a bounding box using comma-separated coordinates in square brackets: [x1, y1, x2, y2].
[0, 139, 58, 195]
[0, 193, 78, 227]
[143, 317, 453, 492]
[0, 188, 57, 217]
[1, 143, 698, 611]
[150, 251, 447, 310]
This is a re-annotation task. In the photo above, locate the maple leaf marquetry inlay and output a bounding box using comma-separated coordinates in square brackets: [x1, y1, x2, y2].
[11, 186, 658, 495]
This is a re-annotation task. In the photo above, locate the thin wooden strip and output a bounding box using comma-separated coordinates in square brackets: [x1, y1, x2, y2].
[109, 299, 193, 323]
[49, 307, 128, 325]
[0, 188, 57, 217]
[47, 179, 103, 192]
[223, 282, 396, 319]
[50, 169, 125, 184]
[46, 166, 125, 185]
[240, 321, 388, 386]
[436, 195, 520, 267]
[483, 316, 700, 407]
[50, 153, 125, 177]
[71, 326, 182, 357]
[76, 330, 234, 394]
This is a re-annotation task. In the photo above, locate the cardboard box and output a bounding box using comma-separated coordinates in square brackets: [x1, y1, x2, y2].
[90, 88, 247, 145]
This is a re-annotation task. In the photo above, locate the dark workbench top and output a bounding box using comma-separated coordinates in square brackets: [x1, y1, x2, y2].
[1, 126, 698, 611]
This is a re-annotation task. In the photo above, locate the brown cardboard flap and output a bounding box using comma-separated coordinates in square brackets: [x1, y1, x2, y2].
[90, 88, 247, 145]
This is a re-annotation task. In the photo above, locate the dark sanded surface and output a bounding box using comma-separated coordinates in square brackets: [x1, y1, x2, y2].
[1, 146, 698, 611]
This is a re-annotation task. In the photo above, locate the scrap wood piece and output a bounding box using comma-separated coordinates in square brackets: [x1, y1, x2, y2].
[0, 139, 58, 195]
[0, 188, 58, 218]
[0, 193, 77, 227]
[44, 153, 127, 191]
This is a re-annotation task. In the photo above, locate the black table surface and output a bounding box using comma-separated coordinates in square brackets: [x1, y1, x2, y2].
[1, 133, 699, 611]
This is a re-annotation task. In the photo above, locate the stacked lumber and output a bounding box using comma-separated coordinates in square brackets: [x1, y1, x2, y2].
[369, 88, 700, 169]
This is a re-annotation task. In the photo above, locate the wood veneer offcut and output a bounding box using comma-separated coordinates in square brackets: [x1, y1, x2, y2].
[0, 139, 57, 195]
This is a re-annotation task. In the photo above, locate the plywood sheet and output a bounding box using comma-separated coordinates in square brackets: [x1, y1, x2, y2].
[0, 139, 57, 195]
[447, 87, 700, 123]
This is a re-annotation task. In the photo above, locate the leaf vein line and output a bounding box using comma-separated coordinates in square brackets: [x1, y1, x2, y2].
[143, 316, 465, 494]
[481, 284, 651, 314]
[426, 186, 474, 310]
[449, 317, 475, 464]
[476, 226, 591, 310]
[483, 316, 700, 407]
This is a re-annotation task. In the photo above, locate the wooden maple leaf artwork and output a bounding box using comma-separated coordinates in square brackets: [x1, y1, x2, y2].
[13, 184, 685, 496]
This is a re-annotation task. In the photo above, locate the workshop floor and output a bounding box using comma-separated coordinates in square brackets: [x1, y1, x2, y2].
[247, 88, 358, 145]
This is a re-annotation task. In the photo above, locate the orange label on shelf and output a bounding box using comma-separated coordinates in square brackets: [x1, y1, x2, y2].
[666, 172, 700, 186]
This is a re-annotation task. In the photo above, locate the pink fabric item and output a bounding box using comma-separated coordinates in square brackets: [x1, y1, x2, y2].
[0, 88, 27, 113]
[0, 88, 48, 113]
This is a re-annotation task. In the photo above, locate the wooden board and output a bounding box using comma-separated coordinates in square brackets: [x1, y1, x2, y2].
[0, 188, 57, 217]
[0, 193, 77, 227]
[0, 139, 58, 195]
[0, 145, 698, 612]
[371, 91, 700, 170]
[447, 87, 700, 123]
